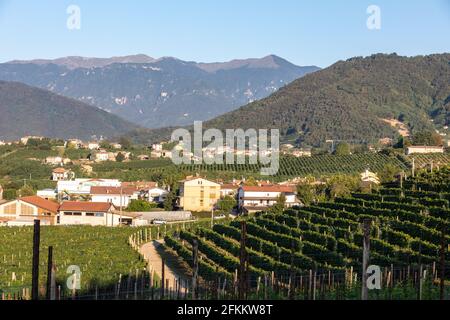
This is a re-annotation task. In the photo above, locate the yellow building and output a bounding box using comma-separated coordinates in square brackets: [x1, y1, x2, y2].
[179, 178, 220, 212]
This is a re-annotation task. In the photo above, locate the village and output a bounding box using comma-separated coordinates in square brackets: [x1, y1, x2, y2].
[0, 133, 448, 228]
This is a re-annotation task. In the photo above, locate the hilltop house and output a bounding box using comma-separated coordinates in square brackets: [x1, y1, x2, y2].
[45, 156, 71, 166]
[0, 196, 59, 225]
[237, 185, 300, 213]
[87, 142, 100, 150]
[406, 146, 444, 155]
[179, 177, 221, 212]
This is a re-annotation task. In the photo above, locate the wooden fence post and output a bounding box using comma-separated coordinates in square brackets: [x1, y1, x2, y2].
[31, 220, 41, 300]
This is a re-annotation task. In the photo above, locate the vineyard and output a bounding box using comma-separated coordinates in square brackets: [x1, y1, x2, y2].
[176, 153, 408, 178]
[0, 220, 215, 299]
[164, 167, 450, 299]
[0, 226, 145, 297]
[408, 153, 450, 169]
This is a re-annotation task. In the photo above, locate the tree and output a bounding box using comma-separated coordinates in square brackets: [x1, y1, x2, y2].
[268, 194, 286, 214]
[326, 174, 359, 199]
[217, 195, 237, 214]
[115, 152, 125, 162]
[126, 200, 157, 212]
[378, 164, 399, 183]
[119, 137, 132, 150]
[334, 142, 351, 155]
[412, 130, 443, 146]
[18, 185, 35, 197]
[163, 192, 176, 211]
[296, 183, 316, 206]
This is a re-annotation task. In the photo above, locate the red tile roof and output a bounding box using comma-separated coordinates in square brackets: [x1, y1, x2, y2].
[52, 167, 67, 173]
[59, 201, 113, 212]
[220, 184, 239, 190]
[241, 185, 296, 193]
[90, 186, 136, 195]
[20, 196, 59, 213]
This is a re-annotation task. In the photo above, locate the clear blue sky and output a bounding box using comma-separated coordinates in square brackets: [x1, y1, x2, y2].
[1, 0, 449, 67]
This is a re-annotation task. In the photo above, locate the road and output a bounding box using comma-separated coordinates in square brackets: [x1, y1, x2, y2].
[139, 239, 189, 293]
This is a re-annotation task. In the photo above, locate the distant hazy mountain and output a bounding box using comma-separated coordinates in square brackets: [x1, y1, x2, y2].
[126, 53, 450, 147]
[7, 54, 156, 69]
[0, 81, 135, 141]
[0, 55, 320, 128]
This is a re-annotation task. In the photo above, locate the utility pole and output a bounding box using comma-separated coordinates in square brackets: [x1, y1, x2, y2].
[192, 240, 199, 300]
[238, 221, 248, 300]
[362, 219, 371, 300]
[32, 220, 41, 300]
[211, 207, 214, 228]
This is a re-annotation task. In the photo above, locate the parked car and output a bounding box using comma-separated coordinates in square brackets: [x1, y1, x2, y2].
[152, 219, 167, 225]
[214, 214, 226, 220]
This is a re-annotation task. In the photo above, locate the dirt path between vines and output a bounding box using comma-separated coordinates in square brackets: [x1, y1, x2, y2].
[140, 240, 190, 292]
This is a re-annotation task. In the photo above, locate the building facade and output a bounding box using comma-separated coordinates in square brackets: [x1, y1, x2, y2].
[179, 178, 220, 212]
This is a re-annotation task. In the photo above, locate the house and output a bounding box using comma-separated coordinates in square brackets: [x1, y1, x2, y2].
[20, 136, 44, 145]
[152, 143, 163, 152]
[90, 186, 139, 208]
[291, 149, 312, 157]
[360, 169, 380, 185]
[52, 168, 75, 181]
[237, 185, 300, 213]
[121, 181, 166, 202]
[45, 156, 63, 166]
[58, 201, 136, 226]
[145, 187, 169, 203]
[57, 178, 121, 198]
[220, 184, 240, 198]
[179, 177, 221, 212]
[137, 155, 150, 160]
[87, 142, 100, 150]
[37, 189, 57, 200]
[67, 139, 83, 149]
[92, 150, 112, 162]
[111, 143, 122, 149]
[0, 196, 59, 225]
[406, 146, 444, 155]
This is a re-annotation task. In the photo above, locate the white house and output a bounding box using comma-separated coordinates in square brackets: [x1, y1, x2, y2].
[52, 168, 75, 181]
[37, 189, 58, 200]
[360, 169, 380, 185]
[57, 179, 121, 197]
[220, 184, 239, 198]
[238, 185, 300, 213]
[87, 142, 100, 150]
[145, 187, 169, 203]
[45, 156, 63, 166]
[90, 186, 139, 208]
[152, 143, 163, 152]
[58, 201, 137, 226]
[406, 146, 444, 155]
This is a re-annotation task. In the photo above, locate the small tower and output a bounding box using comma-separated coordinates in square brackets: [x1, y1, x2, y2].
[0, 184, 3, 200]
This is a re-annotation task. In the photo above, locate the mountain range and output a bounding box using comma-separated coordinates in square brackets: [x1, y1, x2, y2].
[0, 54, 319, 128]
[0, 81, 134, 141]
[127, 53, 450, 147]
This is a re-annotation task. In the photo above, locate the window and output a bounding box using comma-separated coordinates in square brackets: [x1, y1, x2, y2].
[64, 212, 73, 216]
[95, 212, 104, 217]
[85, 212, 95, 217]
[73, 212, 82, 216]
